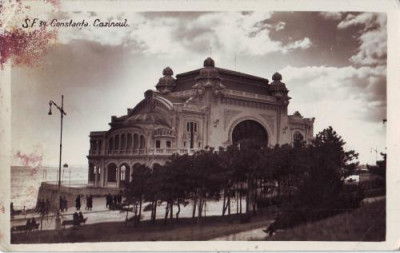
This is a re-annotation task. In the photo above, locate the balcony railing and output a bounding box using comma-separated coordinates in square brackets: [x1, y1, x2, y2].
[89, 148, 199, 156]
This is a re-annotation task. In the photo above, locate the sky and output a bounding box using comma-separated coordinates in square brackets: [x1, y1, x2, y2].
[11, 11, 387, 167]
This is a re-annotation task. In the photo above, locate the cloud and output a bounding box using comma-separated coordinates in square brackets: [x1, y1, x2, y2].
[57, 12, 312, 57]
[283, 37, 312, 52]
[349, 28, 387, 66]
[319, 12, 343, 20]
[280, 65, 386, 123]
[338, 13, 386, 66]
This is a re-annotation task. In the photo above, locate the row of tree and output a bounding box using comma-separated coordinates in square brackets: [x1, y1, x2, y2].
[124, 126, 360, 226]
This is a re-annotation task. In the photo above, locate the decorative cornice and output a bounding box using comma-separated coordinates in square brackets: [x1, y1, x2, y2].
[221, 97, 279, 111]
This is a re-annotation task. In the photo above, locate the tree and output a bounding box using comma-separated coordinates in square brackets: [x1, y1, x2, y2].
[283, 126, 360, 226]
[124, 163, 152, 225]
[159, 154, 192, 224]
[144, 163, 163, 223]
[312, 126, 359, 176]
[218, 145, 237, 216]
[191, 147, 223, 223]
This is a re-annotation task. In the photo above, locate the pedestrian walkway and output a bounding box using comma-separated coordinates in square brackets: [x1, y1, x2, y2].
[11, 197, 244, 231]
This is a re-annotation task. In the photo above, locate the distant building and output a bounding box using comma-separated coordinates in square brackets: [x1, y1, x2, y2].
[87, 57, 315, 188]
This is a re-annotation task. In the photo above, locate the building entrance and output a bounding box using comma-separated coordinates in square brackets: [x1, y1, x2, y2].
[232, 120, 268, 144]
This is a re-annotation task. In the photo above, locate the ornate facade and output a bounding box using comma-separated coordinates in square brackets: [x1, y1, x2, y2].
[87, 57, 315, 188]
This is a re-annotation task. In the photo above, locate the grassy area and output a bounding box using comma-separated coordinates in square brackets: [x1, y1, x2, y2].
[267, 199, 385, 241]
[11, 211, 275, 243]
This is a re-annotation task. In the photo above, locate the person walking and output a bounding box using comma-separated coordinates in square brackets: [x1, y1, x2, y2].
[59, 196, 64, 212]
[88, 195, 93, 210]
[64, 196, 69, 211]
[25, 218, 31, 231]
[85, 195, 89, 210]
[75, 195, 81, 211]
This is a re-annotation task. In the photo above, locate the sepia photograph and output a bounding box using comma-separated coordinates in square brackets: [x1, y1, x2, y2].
[0, 0, 398, 251]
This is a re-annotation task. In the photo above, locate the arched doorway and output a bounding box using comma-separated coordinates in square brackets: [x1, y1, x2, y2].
[232, 120, 268, 144]
[88, 163, 95, 182]
[107, 163, 117, 182]
[293, 131, 304, 147]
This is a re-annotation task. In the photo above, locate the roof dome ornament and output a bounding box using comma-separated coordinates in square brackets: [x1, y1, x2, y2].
[272, 72, 282, 81]
[195, 57, 221, 83]
[270, 72, 289, 99]
[163, 66, 173, 76]
[203, 57, 215, 67]
[156, 66, 176, 93]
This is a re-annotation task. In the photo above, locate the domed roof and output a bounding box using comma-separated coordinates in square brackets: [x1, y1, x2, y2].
[126, 111, 171, 126]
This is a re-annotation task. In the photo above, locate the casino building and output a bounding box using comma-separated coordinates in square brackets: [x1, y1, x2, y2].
[87, 57, 315, 188]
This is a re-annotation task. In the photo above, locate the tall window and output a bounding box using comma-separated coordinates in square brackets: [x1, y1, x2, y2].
[140, 135, 145, 149]
[127, 134, 132, 149]
[115, 135, 120, 150]
[121, 134, 126, 150]
[133, 134, 138, 149]
[166, 141, 171, 148]
[89, 163, 95, 181]
[186, 122, 197, 148]
[293, 131, 304, 147]
[107, 164, 117, 182]
[109, 138, 114, 150]
[120, 165, 126, 181]
[156, 140, 161, 148]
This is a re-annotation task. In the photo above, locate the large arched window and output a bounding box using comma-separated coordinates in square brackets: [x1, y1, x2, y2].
[89, 163, 95, 181]
[120, 165, 126, 181]
[140, 135, 145, 149]
[127, 134, 132, 149]
[293, 131, 304, 147]
[232, 120, 268, 144]
[107, 163, 117, 182]
[115, 134, 120, 150]
[121, 134, 126, 150]
[133, 134, 139, 149]
[109, 137, 114, 151]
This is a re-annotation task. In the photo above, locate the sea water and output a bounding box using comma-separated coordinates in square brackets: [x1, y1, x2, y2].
[11, 166, 87, 210]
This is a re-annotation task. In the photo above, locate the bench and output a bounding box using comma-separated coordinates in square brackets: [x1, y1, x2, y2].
[62, 217, 87, 227]
[11, 223, 39, 233]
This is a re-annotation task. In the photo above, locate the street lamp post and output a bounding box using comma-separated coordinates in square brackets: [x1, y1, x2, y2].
[48, 95, 67, 230]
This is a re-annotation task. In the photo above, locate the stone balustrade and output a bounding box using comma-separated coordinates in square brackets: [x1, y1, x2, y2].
[89, 148, 198, 156]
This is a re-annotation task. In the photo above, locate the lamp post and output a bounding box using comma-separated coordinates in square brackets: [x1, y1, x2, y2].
[48, 95, 67, 230]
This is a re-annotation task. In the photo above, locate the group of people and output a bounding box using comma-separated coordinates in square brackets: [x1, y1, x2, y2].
[75, 194, 94, 211]
[25, 217, 38, 231]
[105, 193, 123, 209]
[72, 211, 85, 226]
[59, 196, 68, 212]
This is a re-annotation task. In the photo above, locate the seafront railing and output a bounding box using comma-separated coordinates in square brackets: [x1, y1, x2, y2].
[41, 180, 91, 188]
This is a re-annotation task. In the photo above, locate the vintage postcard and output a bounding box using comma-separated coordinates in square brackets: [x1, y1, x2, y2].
[0, 0, 399, 251]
